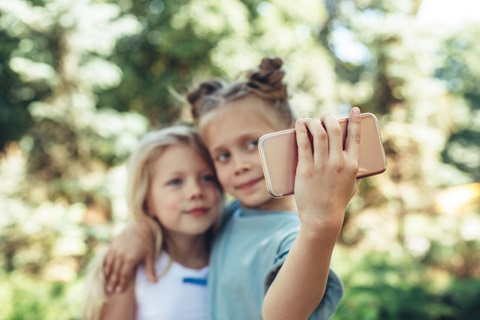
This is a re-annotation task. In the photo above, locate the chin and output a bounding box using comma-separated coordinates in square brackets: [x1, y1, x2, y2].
[237, 194, 272, 209]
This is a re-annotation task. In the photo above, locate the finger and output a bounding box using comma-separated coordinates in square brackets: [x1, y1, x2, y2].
[115, 260, 135, 292]
[295, 119, 314, 166]
[321, 113, 343, 162]
[303, 118, 328, 165]
[103, 250, 113, 280]
[145, 253, 158, 283]
[106, 256, 123, 293]
[345, 107, 361, 159]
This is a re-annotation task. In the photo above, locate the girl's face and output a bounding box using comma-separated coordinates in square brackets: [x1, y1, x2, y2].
[201, 96, 295, 211]
[147, 144, 221, 238]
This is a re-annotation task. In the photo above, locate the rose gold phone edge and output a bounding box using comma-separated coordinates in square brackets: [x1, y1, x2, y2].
[258, 113, 387, 198]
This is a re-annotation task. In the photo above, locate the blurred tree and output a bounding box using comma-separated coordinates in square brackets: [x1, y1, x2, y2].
[98, 0, 335, 124]
[97, 0, 229, 125]
[0, 0, 146, 202]
[313, 0, 476, 247]
[1, 0, 480, 317]
[0, 12, 37, 151]
[0, 0, 147, 277]
[437, 25, 480, 182]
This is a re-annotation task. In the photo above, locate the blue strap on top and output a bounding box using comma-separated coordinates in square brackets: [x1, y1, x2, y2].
[182, 278, 208, 286]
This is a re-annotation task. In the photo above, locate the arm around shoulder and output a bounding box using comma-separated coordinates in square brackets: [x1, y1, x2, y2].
[104, 219, 157, 293]
[100, 276, 136, 320]
[83, 247, 136, 320]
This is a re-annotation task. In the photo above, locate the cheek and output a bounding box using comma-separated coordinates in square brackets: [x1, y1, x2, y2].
[251, 153, 263, 168]
[246, 151, 263, 173]
[214, 165, 231, 189]
[150, 193, 176, 216]
[217, 168, 232, 193]
[209, 190, 222, 215]
[145, 191, 156, 215]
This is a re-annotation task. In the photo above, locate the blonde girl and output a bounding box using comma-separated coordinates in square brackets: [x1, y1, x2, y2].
[83, 125, 223, 320]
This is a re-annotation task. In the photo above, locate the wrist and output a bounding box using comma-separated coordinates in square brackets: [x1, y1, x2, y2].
[133, 217, 155, 242]
[298, 210, 344, 241]
[295, 223, 339, 258]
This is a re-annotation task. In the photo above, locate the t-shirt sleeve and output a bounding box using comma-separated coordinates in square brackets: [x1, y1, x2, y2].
[263, 227, 344, 320]
[308, 269, 344, 319]
[264, 228, 299, 291]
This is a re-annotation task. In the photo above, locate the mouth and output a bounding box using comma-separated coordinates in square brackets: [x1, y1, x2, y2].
[185, 207, 209, 217]
[235, 177, 264, 191]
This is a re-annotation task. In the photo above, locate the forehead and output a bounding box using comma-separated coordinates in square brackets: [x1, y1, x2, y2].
[200, 97, 286, 150]
[152, 144, 208, 172]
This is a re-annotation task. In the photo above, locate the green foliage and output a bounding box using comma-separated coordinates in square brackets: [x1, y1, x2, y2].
[437, 25, 480, 181]
[97, 0, 227, 124]
[0, 273, 81, 320]
[1, 0, 480, 318]
[332, 250, 480, 320]
[0, 27, 34, 151]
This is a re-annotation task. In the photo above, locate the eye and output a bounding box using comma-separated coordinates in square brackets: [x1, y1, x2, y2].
[167, 178, 182, 186]
[245, 140, 258, 151]
[200, 174, 217, 184]
[215, 151, 230, 163]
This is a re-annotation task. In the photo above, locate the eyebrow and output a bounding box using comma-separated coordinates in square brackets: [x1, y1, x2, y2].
[209, 132, 259, 152]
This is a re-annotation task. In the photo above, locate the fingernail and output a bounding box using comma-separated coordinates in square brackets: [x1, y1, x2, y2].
[115, 286, 122, 292]
[352, 107, 361, 114]
[106, 286, 112, 293]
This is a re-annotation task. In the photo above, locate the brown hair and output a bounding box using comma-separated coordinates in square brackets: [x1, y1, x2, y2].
[187, 57, 296, 128]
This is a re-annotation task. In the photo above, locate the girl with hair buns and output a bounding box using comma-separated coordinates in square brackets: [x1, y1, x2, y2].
[104, 57, 362, 319]
[83, 126, 223, 320]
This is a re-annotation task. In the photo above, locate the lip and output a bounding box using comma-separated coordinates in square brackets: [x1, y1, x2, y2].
[235, 177, 264, 191]
[185, 207, 209, 217]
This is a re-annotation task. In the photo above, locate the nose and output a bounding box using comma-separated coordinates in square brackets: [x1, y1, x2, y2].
[233, 155, 251, 176]
[188, 180, 204, 199]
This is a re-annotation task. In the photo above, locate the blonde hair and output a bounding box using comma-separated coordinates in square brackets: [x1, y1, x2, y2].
[126, 125, 221, 259]
[82, 247, 109, 320]
[83, 125, 222, 320]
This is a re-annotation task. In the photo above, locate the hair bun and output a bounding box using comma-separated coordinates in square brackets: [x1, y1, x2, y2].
[246, 57, 287, 100]
[259, 57, 283, 74]
[188, 80, 224, 120]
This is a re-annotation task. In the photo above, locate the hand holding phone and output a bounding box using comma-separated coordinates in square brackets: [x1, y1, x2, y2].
[258, 113, 387, 198]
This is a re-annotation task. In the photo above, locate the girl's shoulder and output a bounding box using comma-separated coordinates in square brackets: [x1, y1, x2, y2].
[219, 200, 241, 222]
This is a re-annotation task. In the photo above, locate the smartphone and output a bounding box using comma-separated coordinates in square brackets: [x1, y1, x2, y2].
[258, 112, 387, 198]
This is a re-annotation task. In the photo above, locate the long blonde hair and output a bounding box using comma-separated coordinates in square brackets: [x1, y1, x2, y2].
[126, 125, 221, 259]
[82, 125, 222, 320]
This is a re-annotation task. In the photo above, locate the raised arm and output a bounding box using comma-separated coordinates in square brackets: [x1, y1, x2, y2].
[104, 219, 157, 293]
[262, 107, 361, 320]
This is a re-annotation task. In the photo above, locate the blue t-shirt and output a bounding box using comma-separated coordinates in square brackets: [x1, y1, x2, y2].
[208, 201, 344, 320]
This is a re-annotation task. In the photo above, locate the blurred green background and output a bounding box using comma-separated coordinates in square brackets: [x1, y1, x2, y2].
[1, 0, 479, 319]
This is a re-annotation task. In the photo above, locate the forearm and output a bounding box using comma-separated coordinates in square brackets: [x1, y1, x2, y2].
[104, 218, 156, 293]
[262, 221, 341, 320]
[100, 276, 136, 320]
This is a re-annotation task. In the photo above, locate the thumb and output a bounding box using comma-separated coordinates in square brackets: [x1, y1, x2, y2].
[145, 251, 157, 283]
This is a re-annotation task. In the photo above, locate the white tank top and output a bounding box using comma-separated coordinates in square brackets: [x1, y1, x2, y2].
[135, 252, 209, 320]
